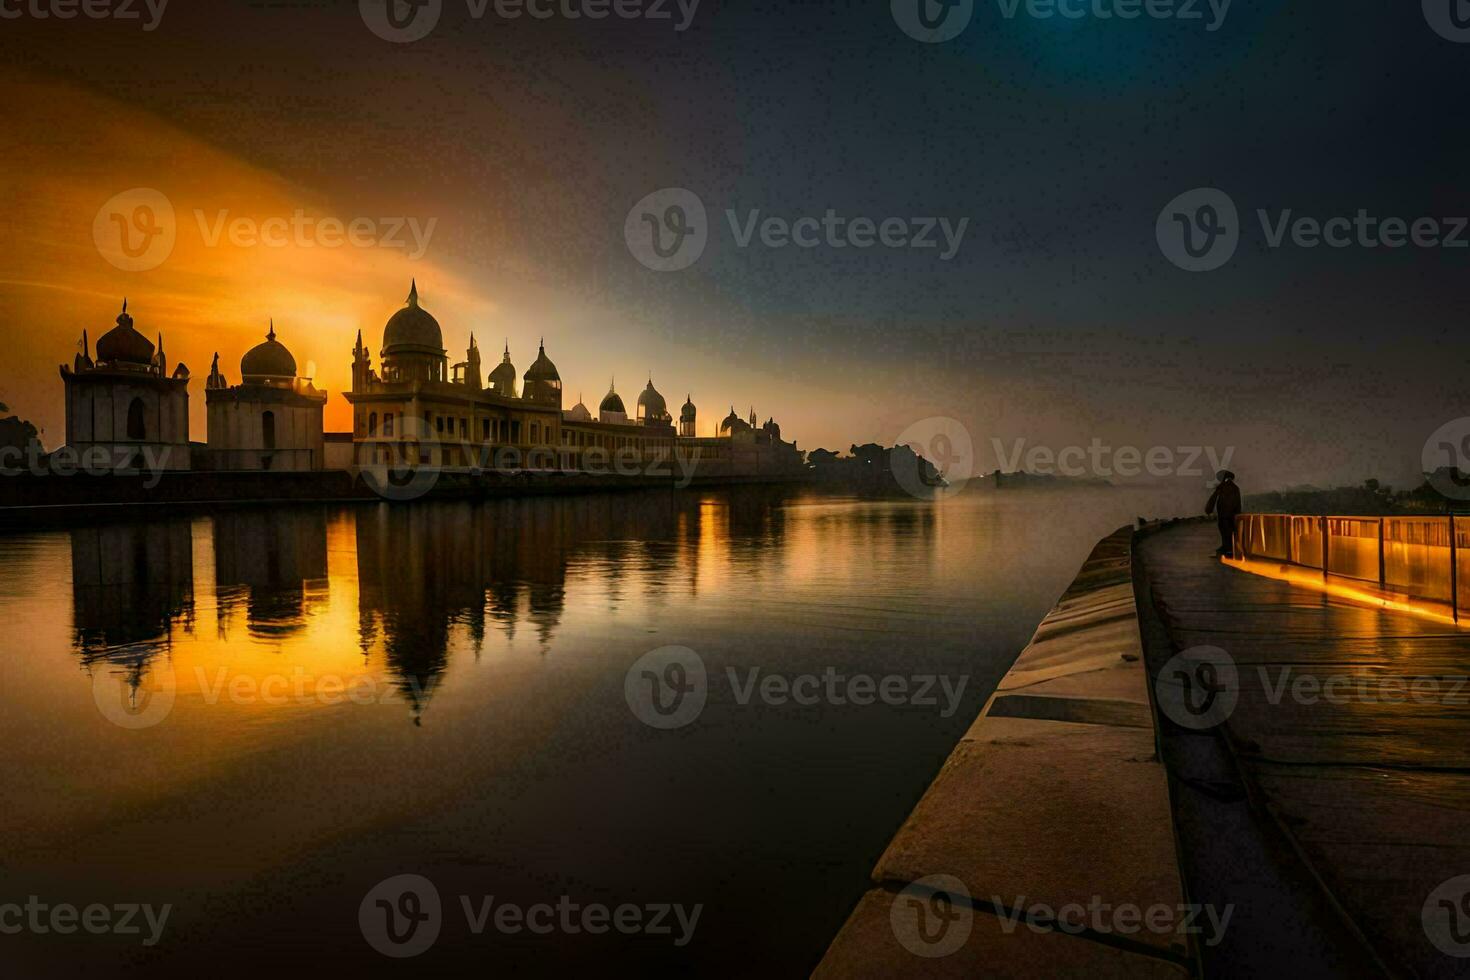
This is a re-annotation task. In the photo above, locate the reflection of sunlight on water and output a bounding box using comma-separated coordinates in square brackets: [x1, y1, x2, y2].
[0, 483, 1217, 971]
[1223, 555, 1469, 629]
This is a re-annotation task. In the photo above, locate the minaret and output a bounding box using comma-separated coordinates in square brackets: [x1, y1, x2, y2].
[207, 352, 227, 390]
[465, 333, 482, 390]
[748, 406, 756, 428]
[352, 329, 371, 392]
[156, 333, 167, 377]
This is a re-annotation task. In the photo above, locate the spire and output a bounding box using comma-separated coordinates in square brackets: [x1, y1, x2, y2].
[504, 338, 509, 357]
[355, 328, 363, 348]
[407, 279, 419, 307]
[82, 330, 89, 359]
[469, 332, 477, 349]
[122, 297, 128, 314]
[267, 318, 276, 342]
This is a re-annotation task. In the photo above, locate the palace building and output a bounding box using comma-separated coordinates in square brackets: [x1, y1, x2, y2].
[201, 322, 327, 471]
[59, 300, 192, 471]
[56, 287, 804, 481]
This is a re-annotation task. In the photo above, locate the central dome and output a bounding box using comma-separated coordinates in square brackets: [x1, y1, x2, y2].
[95, 299, 155, 366]
[637, 379, 667, 420]
[241, 322, 297, 382]
[382, 280, 443, 354]
[600, 385, 626, 415]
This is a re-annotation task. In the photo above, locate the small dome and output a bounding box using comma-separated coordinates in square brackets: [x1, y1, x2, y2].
[489, 343, 517, 395]
[720, 406, 750, 434]
[95, 300, 155, 366]
[680, 394, 696, 422]
[564, 399, 592, 422]
[382, 280, 443, 354]
[523, 341, 560, 383]
[600, 386, 626, 415]
[240, 322, 297, 382]
[637, 379, 667, 419]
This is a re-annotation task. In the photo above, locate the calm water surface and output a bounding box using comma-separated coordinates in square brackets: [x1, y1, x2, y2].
[0, 484, 1195, 976]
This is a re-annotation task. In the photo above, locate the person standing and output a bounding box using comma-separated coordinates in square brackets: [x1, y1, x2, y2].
[1205, 470, 1242, 557]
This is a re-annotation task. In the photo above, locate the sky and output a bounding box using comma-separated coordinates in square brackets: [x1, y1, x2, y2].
[2, 0, 1469, 490]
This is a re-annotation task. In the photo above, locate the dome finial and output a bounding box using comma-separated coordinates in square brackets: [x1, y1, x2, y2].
[407, 279, 419, 307]
[267, 318, 276, 342]
[121, 297, 128, 313]
[503, 338, 509, 357]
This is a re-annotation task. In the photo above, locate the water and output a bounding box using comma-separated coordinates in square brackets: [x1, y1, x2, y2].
[0, 484, 1197, 976]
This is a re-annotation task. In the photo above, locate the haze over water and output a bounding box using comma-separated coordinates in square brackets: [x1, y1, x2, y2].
[0, 484, 1198, 975]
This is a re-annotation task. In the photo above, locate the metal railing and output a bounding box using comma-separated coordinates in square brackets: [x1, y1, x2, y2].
[1235, 513, 1470, 621]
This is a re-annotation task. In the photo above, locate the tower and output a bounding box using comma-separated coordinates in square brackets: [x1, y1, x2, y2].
[465, 333, 482, 390]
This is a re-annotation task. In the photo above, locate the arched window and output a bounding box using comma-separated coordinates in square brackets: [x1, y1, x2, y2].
[262, 411, 276, 450]
[126, 398, 146, 440]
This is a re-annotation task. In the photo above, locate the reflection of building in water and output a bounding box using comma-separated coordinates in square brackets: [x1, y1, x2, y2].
[212, 508, 329, 639]
[70, 519, 195, 695]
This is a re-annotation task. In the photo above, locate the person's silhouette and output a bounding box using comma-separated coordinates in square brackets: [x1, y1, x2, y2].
[1205, 470, 1241, 557]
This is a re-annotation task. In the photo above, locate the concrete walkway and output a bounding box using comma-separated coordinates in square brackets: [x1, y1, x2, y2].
[816, 527, 1191, 977]
[1137, 521, 1470, 979]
